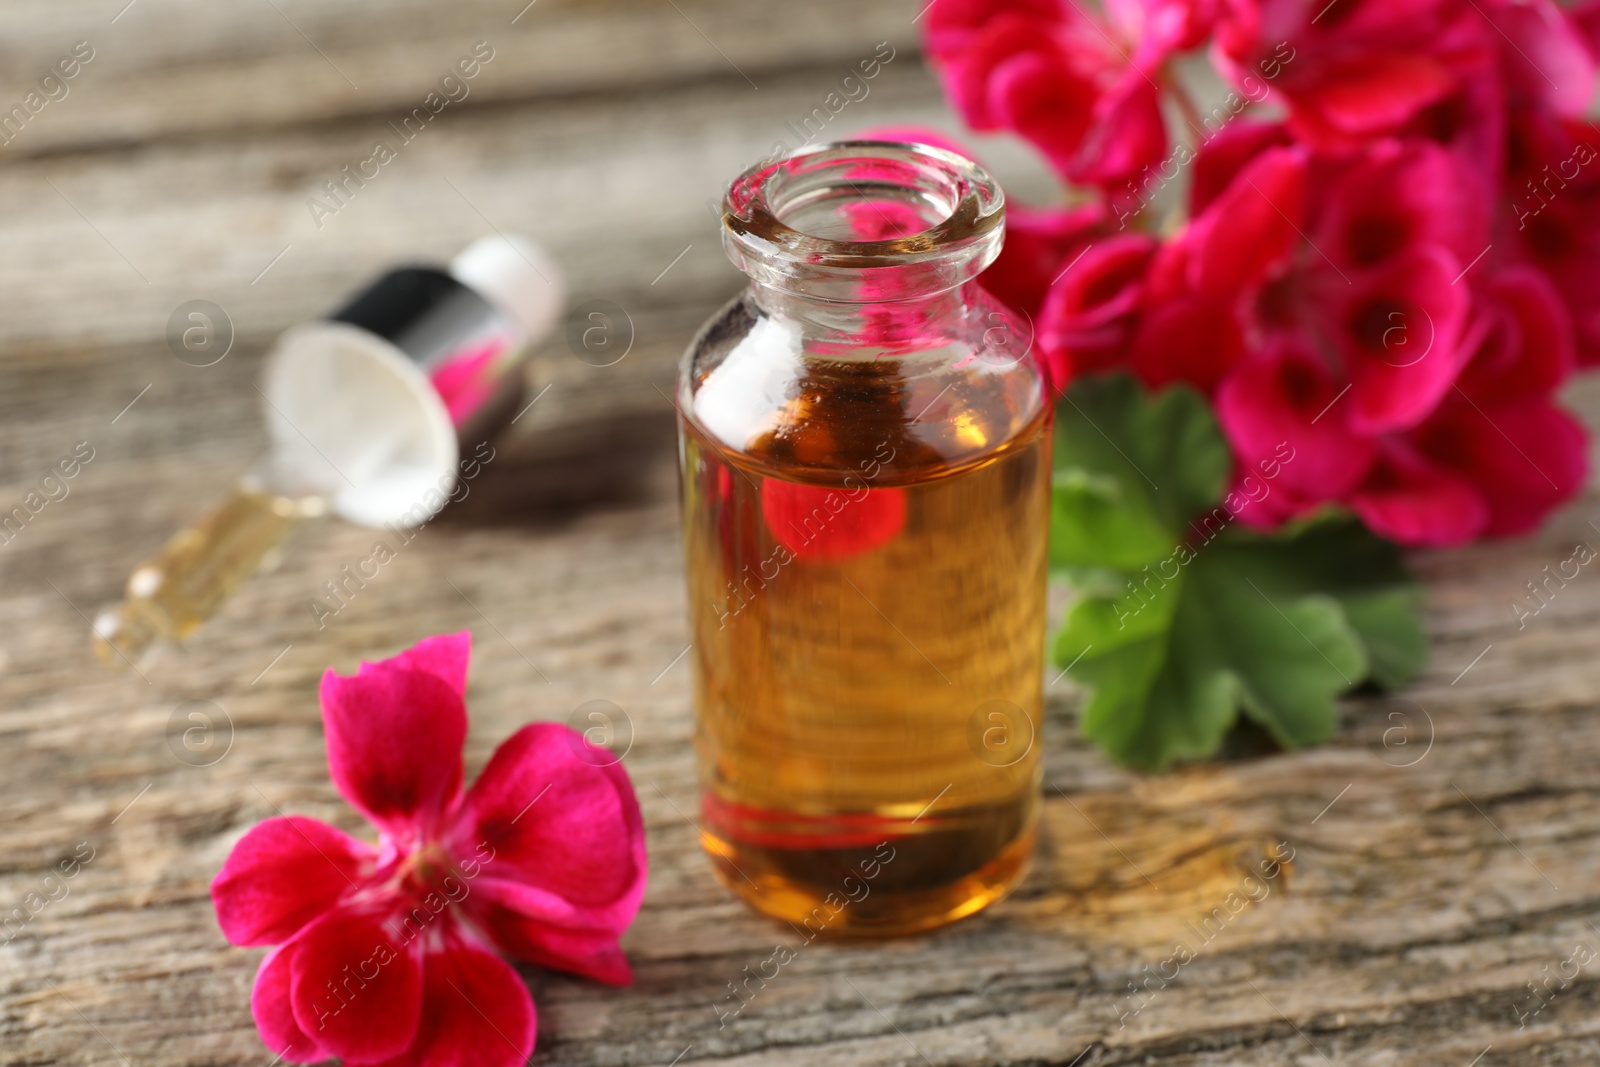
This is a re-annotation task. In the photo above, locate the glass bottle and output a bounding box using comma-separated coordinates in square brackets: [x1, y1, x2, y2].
[676, 141, 1051, 936]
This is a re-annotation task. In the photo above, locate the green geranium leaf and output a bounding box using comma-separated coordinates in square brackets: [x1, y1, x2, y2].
[1056, 544, 1369, 770]
[1050, 469, 1172, 572]
[1049, 374, 1427, 771]
[1339, 589, 1427, 690]
[1053, 373, 1231, 536]
[1208, 515, 1427, 691]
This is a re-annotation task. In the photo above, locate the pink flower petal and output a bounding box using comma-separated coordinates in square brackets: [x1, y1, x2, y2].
[1397, 59, 1506, 171]
[1503, 110, 1600, 366]
[982, 201, 1107, 318]
[1483, 0, 1596, 118]
[938, 15, 1093, 132]
[1306, 53, 1458, 135]
[1575, 0, 1600, 59]
[1066, 71, 1169, 188]
[1131, 295, 1246, 391]
[213, 816, 375, 947]
[1190, 121, 1292, 215]
[1414, 396, 1589, 537]
[1216, 340, 1377, 502]
[466, 878, 635, 985]
[1182, 146, 1307, 295]
[1218, 0, 1496, 152]
[1347, 441, 1488, 547]
[320, 660, 468, 840]
[252, 943, 330, 1064]
[388, 630, 472, 696]
[1038, 231, 1155, 385]
[923, 0, 1070, 59]
[1105, 0, 1220, 53]
[367, 937, 536, 1067]
[1317, 139, 1489, 269]
[448, 724, 647, 924]
[1327, 245, 1472, 433]
[1457, 266, 1576, 402]
[985, 46, 1101, 162]
[288, 907, 424, 1062]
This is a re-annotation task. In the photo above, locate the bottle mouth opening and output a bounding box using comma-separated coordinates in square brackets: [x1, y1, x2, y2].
[722, 141, 1005, 295]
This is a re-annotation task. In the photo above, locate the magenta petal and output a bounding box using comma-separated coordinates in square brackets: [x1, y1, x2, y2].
[939, 16, 1089, 131]
[1190, 121, 1292, 215]
[1131, 296, 1246, 392]
[1415, 397, 1589, 538]
[1068, 71, 1169, 188]
[1347, 442, 1488, 547]
[212, 816, 375, 947]
[386, 630, 472, 697]
[367, 937, 536, 1067]
[252, 944, 329, 1064]
[1318, 139, 1489, 269]
[1037, 232, 1154, 386]
[1487, 0, 1596, 117]
[986, 47, 1100, 170]
[467, 883, 633, 985]
[1104, 0, 1219, 52]
[1216, 341, 1377, 502]
[288, 907, 423, 1062]
[320, 662, 468, 839]
[448, 723, 647, 921]
[1457, 267, 1576, 402]
[1309, 54, 1457, 135]
[1576, 0, 1600, 60]
[1330, 246, 1472, 433]
[983, 201, 1108, 319]
[923, 0, 1070, 58]
[1184, 146, 1307, 295]
[465, 874, 595, 925]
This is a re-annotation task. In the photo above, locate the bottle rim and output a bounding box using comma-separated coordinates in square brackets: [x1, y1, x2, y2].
[721, 140, 1005, 298]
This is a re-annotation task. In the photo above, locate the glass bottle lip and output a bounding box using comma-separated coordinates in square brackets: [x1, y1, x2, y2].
[721, 140, 1006, 301]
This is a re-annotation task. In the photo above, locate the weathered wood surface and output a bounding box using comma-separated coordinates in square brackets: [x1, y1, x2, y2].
[5, 2, 1600, 1065]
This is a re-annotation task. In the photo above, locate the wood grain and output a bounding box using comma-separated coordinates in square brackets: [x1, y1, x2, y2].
[4, 3, 1600, 1066]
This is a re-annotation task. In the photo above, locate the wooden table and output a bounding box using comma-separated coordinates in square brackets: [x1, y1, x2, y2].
[4, 2, 1600, 1064]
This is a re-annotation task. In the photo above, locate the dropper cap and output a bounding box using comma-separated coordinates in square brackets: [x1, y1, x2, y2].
[93, 236, 567, 668]
[449, 235, 565, 343]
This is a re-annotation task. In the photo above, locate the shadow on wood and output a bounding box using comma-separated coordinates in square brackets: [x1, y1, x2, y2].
[437, 407, 680, 529]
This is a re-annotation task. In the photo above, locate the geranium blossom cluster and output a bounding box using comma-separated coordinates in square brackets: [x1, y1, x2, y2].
[919, 0, 1600, 546]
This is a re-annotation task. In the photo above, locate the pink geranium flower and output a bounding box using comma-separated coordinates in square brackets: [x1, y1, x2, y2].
[1038, 232, 1158, 387]
[1183, 128, 1587, 544]
[212, 633, 647, 1066]
[923, 0, 1180, 189]
[915, 0, 1595, 548]
[1215, 0, 1495, 153]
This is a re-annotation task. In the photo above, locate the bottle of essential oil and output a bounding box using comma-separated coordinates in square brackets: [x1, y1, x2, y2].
[677, 141, 1051, 935]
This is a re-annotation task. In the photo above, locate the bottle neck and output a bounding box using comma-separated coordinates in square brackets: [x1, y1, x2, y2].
[722, 141, 1005, 339]
[745, 278, 981, 355]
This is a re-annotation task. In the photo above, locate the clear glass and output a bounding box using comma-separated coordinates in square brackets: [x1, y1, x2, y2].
[93, 472, 327, 666]
[677, 142, 1051, 936]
